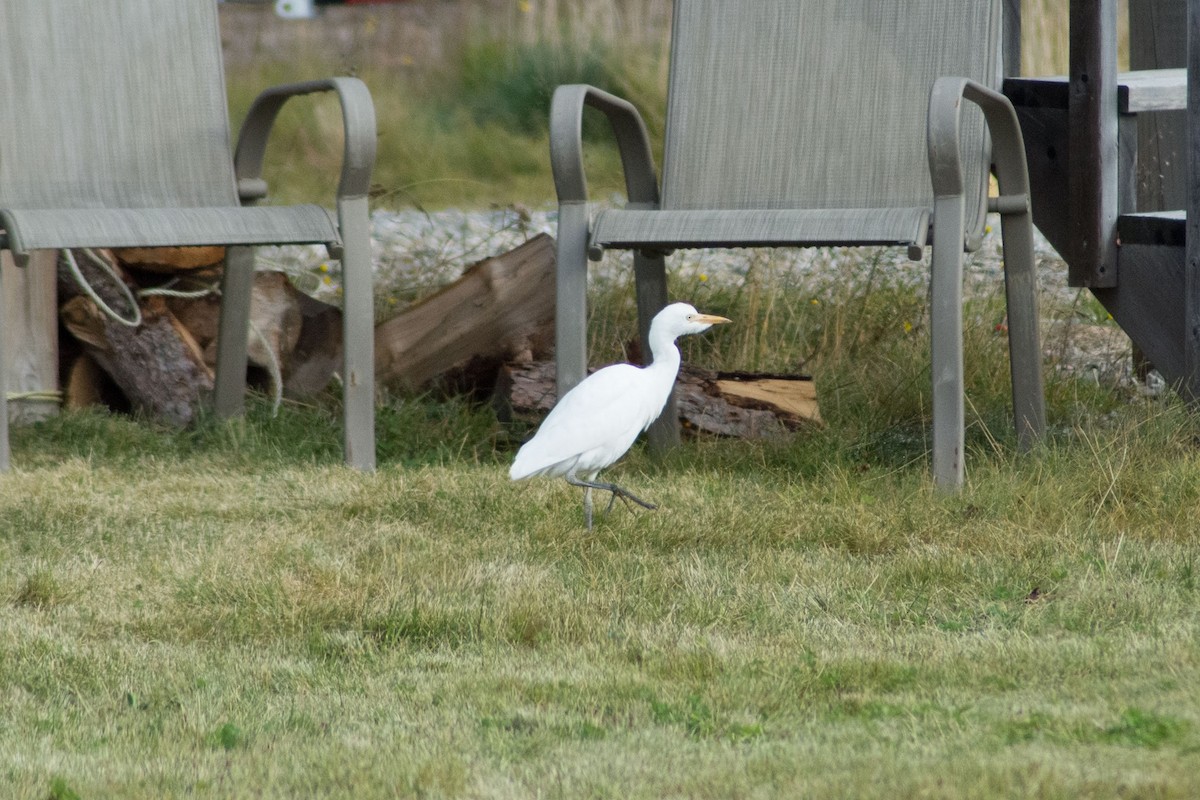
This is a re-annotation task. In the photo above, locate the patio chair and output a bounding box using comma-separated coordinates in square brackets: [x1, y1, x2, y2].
[0, 0, 377, 471]
[550, 0, 1045, 487]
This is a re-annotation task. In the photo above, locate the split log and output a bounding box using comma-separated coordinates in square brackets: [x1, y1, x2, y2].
[496, 360, 820, 439]
[165, 271, 321, 394]
[58, 249, 213, 427]
[63, 352, 122, 411]
[374, 233, 556, 391]
[114, 245, 225, 275]
[280, 289, 345, 398]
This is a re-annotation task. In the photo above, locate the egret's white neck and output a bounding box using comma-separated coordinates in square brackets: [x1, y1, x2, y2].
[645, 324, 682, 375]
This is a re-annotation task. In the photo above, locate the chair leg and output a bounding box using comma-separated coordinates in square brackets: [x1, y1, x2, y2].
[930, 195, 967, 489]
[633, 249, 679, 454]
[214, 245, 255, 420]
[998, 209, 1046, 450]
[336, 193, 376, 471]
[0, 262, 9, 473]
[555, 201, 591, 400]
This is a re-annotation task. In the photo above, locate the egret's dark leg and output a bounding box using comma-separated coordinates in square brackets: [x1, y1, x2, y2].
[565, 473, 657, 518]
[582, 486, 594, 531]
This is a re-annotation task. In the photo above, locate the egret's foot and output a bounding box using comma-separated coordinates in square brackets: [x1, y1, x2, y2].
[567, 475, 657, 529]
[605, 484, 657, 512]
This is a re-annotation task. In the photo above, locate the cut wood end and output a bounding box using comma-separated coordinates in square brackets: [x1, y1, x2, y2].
[114, 246, 226, 273]
[714, 377, 823, 425]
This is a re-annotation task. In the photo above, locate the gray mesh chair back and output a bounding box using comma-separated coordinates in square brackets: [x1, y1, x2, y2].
[550, 0, 1044, 488]
[661, 0, 998, 235]
[0, 1, 378, 470]
[0, 2, 239, 214]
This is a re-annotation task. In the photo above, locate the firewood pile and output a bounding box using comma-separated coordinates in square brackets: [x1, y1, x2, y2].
[56, 232, 819, 437]
[57, 245, 339, 426]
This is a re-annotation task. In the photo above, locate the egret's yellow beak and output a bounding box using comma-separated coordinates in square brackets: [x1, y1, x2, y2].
[693, 314, 732, 325]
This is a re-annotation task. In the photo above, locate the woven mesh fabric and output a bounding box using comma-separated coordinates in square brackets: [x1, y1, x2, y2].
[2, 206, 340, 252]
[592, 206, 929, 250]
[0, 0, 239, 211]
[659, 0, 999, 238]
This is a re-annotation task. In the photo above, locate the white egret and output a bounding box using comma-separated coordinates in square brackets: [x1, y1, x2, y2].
[510, 302, 732, 529]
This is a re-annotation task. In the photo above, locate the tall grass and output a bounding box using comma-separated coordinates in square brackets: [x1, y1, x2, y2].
[221, 0, 1128, 210]
[222, 0, 671, 209]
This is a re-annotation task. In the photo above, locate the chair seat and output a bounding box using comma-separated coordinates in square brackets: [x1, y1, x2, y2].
[591, 207, 931, 252]
[0, 204, 340, 255]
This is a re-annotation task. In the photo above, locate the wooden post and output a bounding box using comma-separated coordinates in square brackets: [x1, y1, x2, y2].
[2, 250, 58, 424]
[1069, 0, 1120, 287]
[1129, 0, 1187, 381]
[1131, 0, 1188, 212]
[1186, 0, 1200, 399]
[1003, 0, 1021, 77]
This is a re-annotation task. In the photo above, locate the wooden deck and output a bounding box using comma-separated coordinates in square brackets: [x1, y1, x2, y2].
[1003, 0, 1199, 399]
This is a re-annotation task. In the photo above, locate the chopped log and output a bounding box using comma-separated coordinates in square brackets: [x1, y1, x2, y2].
[374, 233, 556, 390]
[63, 353, 128, 412]
[282, 289, 344, 398]
[60, 293, 213, 427]
[496, 360, 820, 439]
[165, 271, 340, 398]
[709, 370, 823, 425]
[58, 249, 213, 427]
[113, 245, 225, 275]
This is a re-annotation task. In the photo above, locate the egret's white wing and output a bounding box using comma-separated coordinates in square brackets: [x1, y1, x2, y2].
[510, 363, 657, 479]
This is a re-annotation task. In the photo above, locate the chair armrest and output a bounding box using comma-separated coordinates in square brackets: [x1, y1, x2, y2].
[928, 77, 1032, 243]
[549, 84, 659, 206]
[233, 77, 377, 204]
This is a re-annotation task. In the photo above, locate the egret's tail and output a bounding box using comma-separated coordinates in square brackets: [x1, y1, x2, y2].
[509, 444, 540, 481]
[509, 438, 567, 481]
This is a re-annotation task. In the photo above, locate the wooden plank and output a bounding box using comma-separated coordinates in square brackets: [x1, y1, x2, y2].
[1118, 210, 1186, 246]
[2, 250, 58, 424]
[1004, 69, 1186, 114]
[1011, 105, 1073, 259]
[1118, 69, 1190, 112]
[1069, 0, 1120, 287]
[1094, 244, 1186, 385]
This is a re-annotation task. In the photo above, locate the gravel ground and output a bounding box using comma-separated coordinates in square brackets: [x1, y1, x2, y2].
[259, 206, 1143, 392]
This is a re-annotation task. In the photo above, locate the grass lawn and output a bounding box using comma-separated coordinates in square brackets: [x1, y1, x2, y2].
[2, 6, 1189, 796]
[2, 376, 1199, 797]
